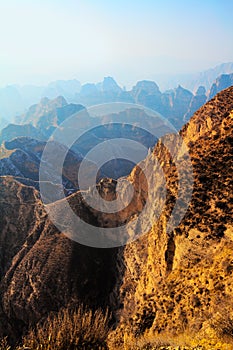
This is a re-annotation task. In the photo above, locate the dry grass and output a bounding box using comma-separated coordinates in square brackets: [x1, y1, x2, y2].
[0, 305, 110, 350]
[21, 305, 109, 350]
[0, 338, 11, 350]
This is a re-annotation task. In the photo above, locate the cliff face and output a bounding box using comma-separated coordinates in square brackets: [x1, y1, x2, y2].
[108, 87, 233, 346]
[183, 86, 207, 123]
[208, 73, 233, 100]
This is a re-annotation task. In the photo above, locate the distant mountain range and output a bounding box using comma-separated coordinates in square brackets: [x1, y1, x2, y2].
[0, 63, 233, 121]
[0, 105, 158, 188]
[2, 72, 233, 133]
[153, 62, 233, 91]
[0, 71, 232, 191]
[0, 80, 81, 121]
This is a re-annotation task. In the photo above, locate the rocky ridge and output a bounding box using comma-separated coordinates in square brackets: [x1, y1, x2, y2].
[107, 87, 233, 348]
[0, 137, 84, 193]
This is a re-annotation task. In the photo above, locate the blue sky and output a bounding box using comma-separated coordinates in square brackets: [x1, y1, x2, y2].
[0, 0, 232, 87]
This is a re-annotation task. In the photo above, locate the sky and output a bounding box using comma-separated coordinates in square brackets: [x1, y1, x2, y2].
[0, 0, 233, 87]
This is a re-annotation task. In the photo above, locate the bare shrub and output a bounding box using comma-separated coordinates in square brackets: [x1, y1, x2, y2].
[0, 338, 11, 350]
[19, 305, 110, 350]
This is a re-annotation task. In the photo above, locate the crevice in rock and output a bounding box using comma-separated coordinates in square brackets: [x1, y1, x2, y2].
[165, 233, 175, 273]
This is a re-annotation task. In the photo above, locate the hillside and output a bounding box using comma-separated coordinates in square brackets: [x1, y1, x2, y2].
[108, 86, 233, 348]
[0, 177, 119, 342]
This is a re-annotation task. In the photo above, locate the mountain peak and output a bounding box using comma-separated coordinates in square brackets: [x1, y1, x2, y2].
[132, 80, 160, 95]
[208, 73, 233, 100]
[195, 86, 206, 96]
[183, 86, 233, 144]
[40, 97, 50, 105]
[53, 95, 68, 106]
[100, 76, 122, 93]
[38, 96, 67, 108]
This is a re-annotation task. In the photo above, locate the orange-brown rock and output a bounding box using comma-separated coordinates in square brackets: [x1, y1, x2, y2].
[108, 87, 233, 347]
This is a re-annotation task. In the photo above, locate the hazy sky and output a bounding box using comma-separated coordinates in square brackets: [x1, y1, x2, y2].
[0, 0, 232, 87]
